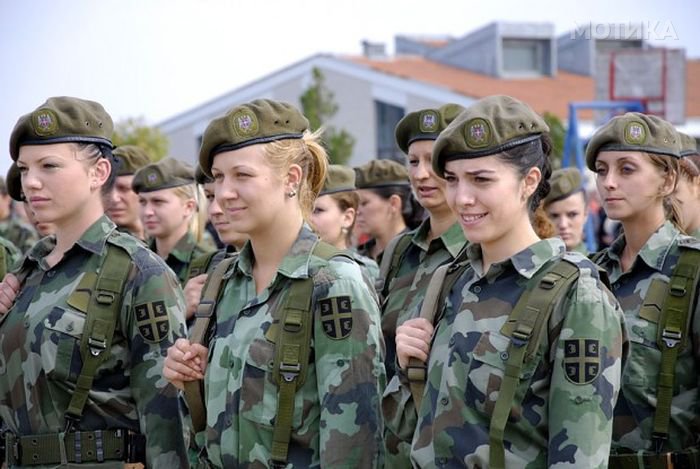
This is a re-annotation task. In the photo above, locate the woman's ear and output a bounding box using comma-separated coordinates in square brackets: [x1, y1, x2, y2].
[389, 193, 403, 215]
[341, 207, 355, 230]
[285, 164, 303, 194]
[659, 168, 678, 198]
[521, 166, 542, 201]
[90, 158, 111, 190]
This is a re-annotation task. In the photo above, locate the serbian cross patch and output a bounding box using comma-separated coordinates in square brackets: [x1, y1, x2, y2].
[135, 301, 170, 343]
[563, 338, 600, 385]
[319, 296, 352, 340]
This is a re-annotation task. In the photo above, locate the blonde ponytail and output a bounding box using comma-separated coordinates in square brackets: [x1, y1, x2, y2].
[172, 183, 207, 242]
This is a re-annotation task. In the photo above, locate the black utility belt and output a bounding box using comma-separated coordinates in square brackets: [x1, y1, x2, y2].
[3, 428, 146, 466]
[609, 447, 700, 469]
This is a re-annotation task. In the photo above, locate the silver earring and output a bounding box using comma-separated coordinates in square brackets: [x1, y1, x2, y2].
[287, 189, 297, 198]
[340, 227, 349, 234]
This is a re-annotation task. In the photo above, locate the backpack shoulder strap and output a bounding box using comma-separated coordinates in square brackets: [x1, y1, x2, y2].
[270, 240, 335, 466]
[376, 232, 413, 298]
[406, 259, 469, 410]
[651, 246, 700, 451]
[188, 251, 218, 280]
[0, 246, 6, 280]
[489, 258, 580, 468]
[64, 243, 132, 427]
[184, 254, 237, 433]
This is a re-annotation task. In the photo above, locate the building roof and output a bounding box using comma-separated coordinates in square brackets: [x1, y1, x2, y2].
[349, 55, 700, 120]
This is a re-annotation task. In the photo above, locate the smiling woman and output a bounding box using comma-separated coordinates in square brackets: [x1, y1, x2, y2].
[384, 95, 625, 468]
[0, 96, 188, 467]
[162, 98, 385, 468]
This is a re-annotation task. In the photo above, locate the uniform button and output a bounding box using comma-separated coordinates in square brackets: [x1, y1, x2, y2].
[24, 321, 30, 329]
[440, 397, 449, 406]
[336, 359, 344, 367]
[613, 283, 620, 290]
[66, 322, 74, 332]
[448, 337, 455, 346]
[473, 286, 481, 293]
[437, 457, 448, 466]
[500, 351, 509, 361]
[574, 396, 584, 404]
[47, 271, 55, 278]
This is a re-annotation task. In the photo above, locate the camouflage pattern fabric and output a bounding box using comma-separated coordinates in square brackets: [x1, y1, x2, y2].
[0, 235, 21, 273]
[0, 217, 38, 254]
[0, 215, 188, 467]
[381, 219, 466, 467]
[349, 249, 380, 286]
[149, 231, 214, 287]
[195, 225, 385, 468]
[595, 221, 700, 452]
[572, 241, 588, 255]
[383, 238, 626, 468]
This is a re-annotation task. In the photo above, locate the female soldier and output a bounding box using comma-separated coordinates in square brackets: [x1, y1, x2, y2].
[386, 95, 625, 468]
[543, 167, 589, 254]
[162, 99, 385, 468]
[183, 167, 248, 321]
[311, 164, 379, 283]
[354, 159, 423, 260]
[587, 114, 700, 467]
[132, 157, 213, 286]
[380, 104, 468, 466]
[675, 132, 700, 237]
[107, 145, 151, 241]
[0, 96, 188, 467]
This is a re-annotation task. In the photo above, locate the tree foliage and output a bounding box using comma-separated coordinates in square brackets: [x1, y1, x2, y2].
[112, 117, 169, 161]
[543, 112, 566, 169]
[300, 68, 355, 165]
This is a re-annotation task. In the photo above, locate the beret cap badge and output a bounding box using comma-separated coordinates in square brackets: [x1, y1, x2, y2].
[624, 121, 647, 145]
[465, 118, 491, 149]
[419, 110, 439, 133]
[32, 109, 59, 136]
[231, 109, 259, 138]
[146, 172, 158, 185]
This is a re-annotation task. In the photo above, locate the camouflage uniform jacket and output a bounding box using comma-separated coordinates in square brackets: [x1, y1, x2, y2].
[381, 219, 466, 381]
[595, 221, 700, 452]
[383, 238, 626, 468]
[572, 241, 588, 255]
[149, 231, 214, 287]
[349, 249, 380, 286]
[0, 236, 21, 273]
[0, 217, 38, 254]
[0, 215, 189, 467]
[197, 225, 385, 468]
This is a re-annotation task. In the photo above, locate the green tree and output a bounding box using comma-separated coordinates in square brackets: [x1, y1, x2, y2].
[300, 67, 355, 165]
[543, 112, 566, 169]
[112, 117, 169, 161]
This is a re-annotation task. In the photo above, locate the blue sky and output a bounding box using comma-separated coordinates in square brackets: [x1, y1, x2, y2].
[0, 0, 696, 175]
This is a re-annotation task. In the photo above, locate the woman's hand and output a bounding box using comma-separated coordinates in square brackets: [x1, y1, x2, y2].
[0, 273, 20, 316]
[395, 318, 434, 370]
[163, 338, 209, 390]
[184, 274, 207, 320]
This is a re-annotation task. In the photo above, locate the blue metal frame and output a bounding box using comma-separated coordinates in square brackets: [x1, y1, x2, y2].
[561, 101, 645, 252]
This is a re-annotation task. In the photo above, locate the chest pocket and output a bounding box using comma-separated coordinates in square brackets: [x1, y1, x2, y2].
[240, 336, 305, 430]
[42, 306, 87, 383]
[467, 330, 542, 417]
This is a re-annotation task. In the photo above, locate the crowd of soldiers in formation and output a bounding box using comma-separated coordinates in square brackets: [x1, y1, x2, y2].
[0, 94, 697, 468]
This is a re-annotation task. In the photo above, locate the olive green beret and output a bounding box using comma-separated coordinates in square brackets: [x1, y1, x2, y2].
[131, 158, 195, 194]
[432, 95, 549, 177]
[195, 165, 213, 185]
[320, 165, 356, 196]
[6, 165, 22, 201]
[198, 99, 309, 175]
[395, 103, 466, 154]
[678, 131, 699, 157]
[355, 159, 409, 189]
[9, 96, 113, 161]
[585, 112, 680, 170]
[543, 167, 584, 206]
[113, 145, 151, 176]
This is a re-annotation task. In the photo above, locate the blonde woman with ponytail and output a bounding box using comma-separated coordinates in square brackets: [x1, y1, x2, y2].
[162, 99, 384, 468]
[588, 114, 700, 467]
[132, 157, 214, 286]
[676, 131, 700, 237]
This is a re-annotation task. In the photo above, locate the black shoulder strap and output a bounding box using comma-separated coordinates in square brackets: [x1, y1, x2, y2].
[377, 233, 413, 299]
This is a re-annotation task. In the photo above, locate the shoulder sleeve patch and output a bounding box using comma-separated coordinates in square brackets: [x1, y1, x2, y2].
[319, 295, 352, 340]
[563, 338, 600, 385]
[134, 300, 170, 343]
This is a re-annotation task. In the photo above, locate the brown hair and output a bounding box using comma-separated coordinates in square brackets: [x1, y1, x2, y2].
[262, 129, 328, 221]
[329, 191, 360, 245]
[647, 153, 683, 232]
[497, 133, 556, 239]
